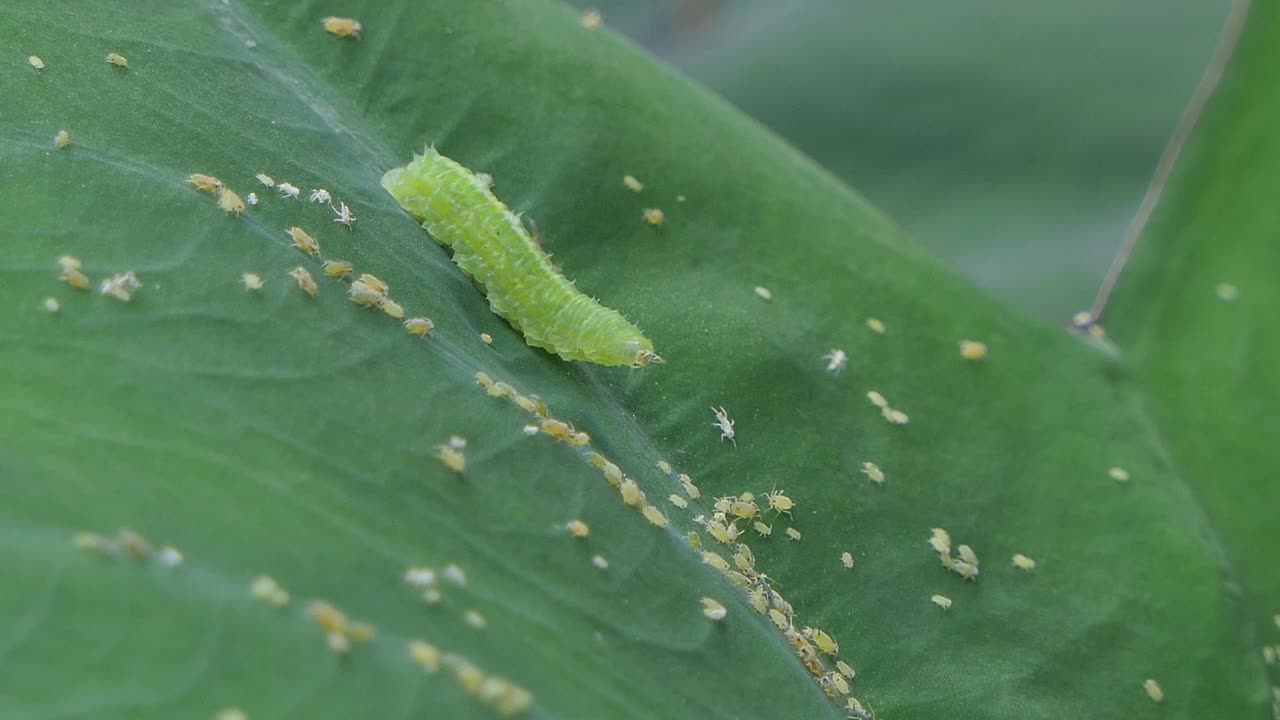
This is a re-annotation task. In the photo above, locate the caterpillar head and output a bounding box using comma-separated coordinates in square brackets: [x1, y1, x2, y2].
[625, 340, 663, 368]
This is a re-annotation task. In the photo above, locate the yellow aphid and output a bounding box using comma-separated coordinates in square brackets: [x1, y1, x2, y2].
[569, 430, 591, 446]
[74, 531, 115, 557]
[480, 332, 493, 344]
[729, 500, 758, 519]
[537, 417, 572, 442]
[1215, 282, 1239, 301]
[379, 298, 405, 319]
[866, 317, 886, 334]
[748, 587, 769, 615]
[217, 188, 245, 215]
[1143, 678, 1164, 703]
[957, 544, 979, 566]
[322, 16, 362, 38]
[785, 527, 802, 541]
[115, 528, 150, 558]
[734, 550, 755, 575]
[836, 660, 856, 679]
[619, 478, 644, 507]
[860, 461, 885, 484]
[404, 317, 434, 336]
[810, 628, 838, 655]
[249, 575, 289, 608]
[769, 608, 790, 630]
[1012, 553, 1036, 571]
[1108, 466, 1131, 482]
[623, 174, 643, 192]
[214, 709, 248, 720]
[285, 227, 320, 256]
[438, 444, 466, 474]
[357, 273, 389, 296]
[187, 173, 223, 191]
[347, 280, 383, 307]
[350, 621, 376, 643]
[825, 672, 851, 696]
[702, 551, 731, 573]
[42, 297, 60, 313]
[841, 551, 855, 569]
[581, 9, 602, 29]
[602, 462, 624, 487]
[54, 129, 70, 149]
[475, 371, 495, 390]
[60, 268, 89, 290]
[57, 255, 81, 272]
[753, 285, 773, 301]
[642, 208, 665, 226]
[323, 259, 353, 278]
[959, 339, 988, 360]
[950, 559, 980, 581]
[510, 394, 534, 413]
[254, 172, 275, 187]
[99, 271, 141, 302]
[28, 55, 45, 71]
[464, 610, 487, 630]
[1262, 646, 1275, 665]
[666, 493, 688, 510]
[657, 459, 673, 475]
[678, 473, 701, 499]
[308, 601, 348, 633]
[866, 391, 888, 410]
[326, 631, 351, 655]
[421, 587, 443, 605]
[408, 640, 441, 672]
[641, 506, 669, 528]
[701, 597, 728, 621]
[106, 52, 128, 67]
[931, 594, 952, 610]
[707, 519, 738, 544]
[565, 519, 590, 538]
[753, 521, 772, 537]
[885, 408, 910, 425]
[591, 554, 608, 570]
[241, 272, 263, 291]
[929, 527, 951, 552]
[289, 267, 318, 296]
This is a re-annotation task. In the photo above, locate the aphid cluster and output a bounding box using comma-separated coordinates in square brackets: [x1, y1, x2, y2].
[249, 574, 291, 607]
[865, 389, 909, 425]
[57, 255, 89, 291]
[438, 652, 535, 717]
[928, 528, 979, 581]
[307, 599, 377, 655]
[73, 527, 183, 572]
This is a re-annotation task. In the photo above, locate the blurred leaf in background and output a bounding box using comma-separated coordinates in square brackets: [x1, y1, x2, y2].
[571, 0, 1232, 318]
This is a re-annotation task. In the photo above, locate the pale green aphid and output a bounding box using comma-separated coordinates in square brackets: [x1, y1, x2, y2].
[381, 148, 660, 367]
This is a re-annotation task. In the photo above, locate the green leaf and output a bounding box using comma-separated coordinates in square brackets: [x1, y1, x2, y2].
[578, 0, 1234, 318]
[0, 1, 1273, 720]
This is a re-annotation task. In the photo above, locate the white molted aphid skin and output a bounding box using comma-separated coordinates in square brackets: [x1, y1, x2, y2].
[277, 182, 300, 199]
[309, 188, 332, 204]
[256, 173, 275, 187]
[931, 594, 952, 610]
[42, 297, 60, 313]
[711, 406, 736, 447]
[701, 597, 727, 621]
[246, 192, 259, 206]
[1108, 466, 1130, 482]
[404, 568, 437, 587]
[591, 554, 608, 570]
[1012, 553, 1037, 571]
[443, 564, 466, 586]
[332, 202, 356, 228]
[29, 55, 45, 71]
[822, 349, 848, 373]
[54, 130, 70, 149]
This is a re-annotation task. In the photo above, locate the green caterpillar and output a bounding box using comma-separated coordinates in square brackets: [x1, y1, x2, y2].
[381, 148, 660, 368]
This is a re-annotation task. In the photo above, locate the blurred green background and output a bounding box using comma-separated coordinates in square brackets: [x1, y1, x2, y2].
[568, 0, 1232, 319]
